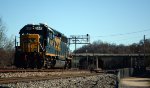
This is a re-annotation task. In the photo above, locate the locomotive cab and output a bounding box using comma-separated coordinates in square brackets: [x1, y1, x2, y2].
[14, 24, 45, 68]
[20, 34, 40, 53]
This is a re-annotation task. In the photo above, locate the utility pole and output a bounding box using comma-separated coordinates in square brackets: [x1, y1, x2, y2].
[144, 35, 145, 60]
[86, 49, 88, 69]
[75, 36, 77, 68]
[144, 35, 146, 71]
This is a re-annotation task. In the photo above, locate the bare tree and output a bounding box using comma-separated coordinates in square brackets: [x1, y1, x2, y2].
[0, 18, 7, 49]
[0, 18, 14, 67]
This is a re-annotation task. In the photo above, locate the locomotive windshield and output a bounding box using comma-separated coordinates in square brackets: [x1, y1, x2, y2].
[20, 26, 43, 35]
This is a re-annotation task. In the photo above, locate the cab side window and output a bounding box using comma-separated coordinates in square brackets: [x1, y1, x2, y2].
[50, 32, 53, 39]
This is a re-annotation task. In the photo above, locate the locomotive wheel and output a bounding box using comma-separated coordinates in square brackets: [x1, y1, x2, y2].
[32, 59, 36, 69]
[45, 60, 51, 69]
[37, 58, 44, 69]
[28, 55, 36, 69]
[45, 57, 56, 69]
[65, 62, 71, 69]
[14, 53, 21, 68]
[23, 54, 28, 69]
[36, 53, 44, 69]
[22, 60, 28, 69]
[50, 59, 56, 68]
[65, 59, 71, 69]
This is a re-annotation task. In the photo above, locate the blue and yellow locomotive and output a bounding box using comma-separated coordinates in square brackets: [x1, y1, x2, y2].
[14, 23, 71, 69]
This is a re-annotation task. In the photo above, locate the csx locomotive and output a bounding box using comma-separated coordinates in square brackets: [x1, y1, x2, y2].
[14, 23, 71, 69]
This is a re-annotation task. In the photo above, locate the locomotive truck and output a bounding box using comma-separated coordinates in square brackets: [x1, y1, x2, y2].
[14, 23, 71, 69]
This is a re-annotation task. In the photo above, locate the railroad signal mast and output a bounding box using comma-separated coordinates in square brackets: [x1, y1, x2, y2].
[68, 34, 90, 68]
[68, 34, 90, 51]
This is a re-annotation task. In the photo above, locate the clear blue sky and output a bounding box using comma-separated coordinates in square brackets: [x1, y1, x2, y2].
[0, 0, 150, 50]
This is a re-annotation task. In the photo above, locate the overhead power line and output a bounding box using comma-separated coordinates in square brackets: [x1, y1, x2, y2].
[96, 28, 150, 37]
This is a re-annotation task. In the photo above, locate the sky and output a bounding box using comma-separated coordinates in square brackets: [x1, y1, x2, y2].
[0, 0, 150, 50]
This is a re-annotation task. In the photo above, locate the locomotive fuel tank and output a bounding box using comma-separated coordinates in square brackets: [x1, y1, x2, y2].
[54, 60, 66, 68]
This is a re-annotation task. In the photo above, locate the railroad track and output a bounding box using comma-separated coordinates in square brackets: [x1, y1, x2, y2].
[0, 68, 87, 73]
[0, 68, 118, 88]
[0, 69, 65, 73]
[0, 68, 106, 84]
[0, 71, 100, 84]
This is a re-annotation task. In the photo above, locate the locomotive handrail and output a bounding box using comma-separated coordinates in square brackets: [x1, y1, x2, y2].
[39, 43, 45, 51]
